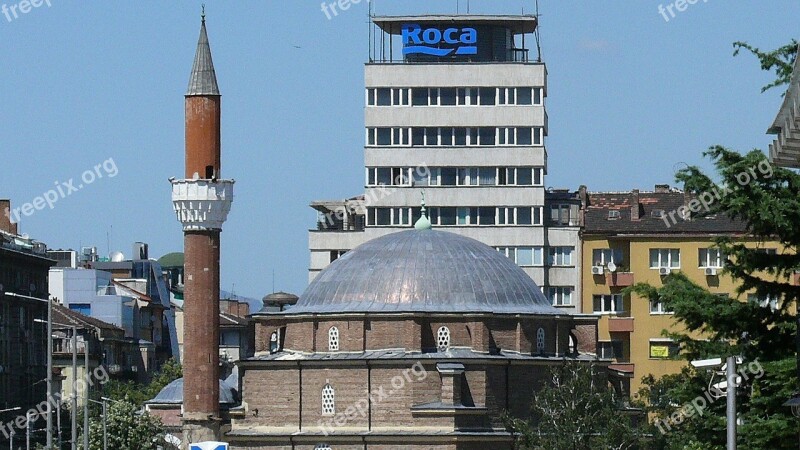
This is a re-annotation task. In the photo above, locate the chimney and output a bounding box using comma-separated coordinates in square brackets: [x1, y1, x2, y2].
[654, 184, 670, 193]
[0, 200, 17, 235]
[578, 185, 588, 227]
[631, 189, 641, 221]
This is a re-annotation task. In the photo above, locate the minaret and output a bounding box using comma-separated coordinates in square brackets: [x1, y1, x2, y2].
[170, 11, 234, 443]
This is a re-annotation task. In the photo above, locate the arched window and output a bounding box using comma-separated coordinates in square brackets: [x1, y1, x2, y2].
[314, 445, 332, 450]
[437, 326, 451, 352]
[328, 326, 340, 352]
[537, 328, 546, 354]
[321, 384, 335, 416]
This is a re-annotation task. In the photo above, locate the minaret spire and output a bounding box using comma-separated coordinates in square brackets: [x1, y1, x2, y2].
[187, 9, 219, 96]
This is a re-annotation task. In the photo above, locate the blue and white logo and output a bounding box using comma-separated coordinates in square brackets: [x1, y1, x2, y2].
[402, 24, 478, 57]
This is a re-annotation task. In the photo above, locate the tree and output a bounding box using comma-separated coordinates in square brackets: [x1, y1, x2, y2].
[733, 40, 798, 93]
[103, 358, 183, 407]
[504, 361, 648, 450]
[630, 146, 800, 449]
[81, 400, 169, 450]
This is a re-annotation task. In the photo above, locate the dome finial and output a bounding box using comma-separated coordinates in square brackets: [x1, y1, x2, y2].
[201, 4, 206, 24]
[414, 191, 432, 230]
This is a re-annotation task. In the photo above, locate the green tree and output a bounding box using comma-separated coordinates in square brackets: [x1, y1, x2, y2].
[630, 147, 800, 449]
[103, 358, 183, 407]
[733, 40, 798, 93]
[81, 400, 168, 450]
[504, 361, 648, 450]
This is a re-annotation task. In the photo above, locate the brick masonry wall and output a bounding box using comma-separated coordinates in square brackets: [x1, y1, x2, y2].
[238, 367, 301, 429]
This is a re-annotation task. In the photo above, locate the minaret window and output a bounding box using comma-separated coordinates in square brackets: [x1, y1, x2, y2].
[537, 328, 546, 354]
[321, 384, 335, 416]
[437, 326, 451, 352]
[328, 327, 339, 352]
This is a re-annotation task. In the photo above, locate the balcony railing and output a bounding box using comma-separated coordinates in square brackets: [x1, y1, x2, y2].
[606, 272, 635, 287]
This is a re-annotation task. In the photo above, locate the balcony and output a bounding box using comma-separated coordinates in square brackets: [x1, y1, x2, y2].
[608, 317, 634, 333]
[606, 272, 635, 287]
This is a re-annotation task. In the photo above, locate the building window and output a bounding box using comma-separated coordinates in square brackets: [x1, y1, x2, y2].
[607, 210, 621, 220]
[321, 384, 335, 416]
[593, 294, 623, 314]
[650, 340, 680, 359]
[748, 293, 779, 311]
[592, 249, 623, 267]
[536, 328, 546, 354]
[549, 204, 575, 226]
[497, 247, 544, 267]
[650, 298, 673, 314]
[329, 250, 347, 263]
[599, 341, 623, 359]
[547, 287, 573, 306]
[649, 249, 681, 269]
[69, 304, 91, 316]
[315, 446, 332, 450]
[437, 326, 450, 352]
[699, 248, 724, 268]
[548, 247, 574, 266]
[328, 327, 339, 352]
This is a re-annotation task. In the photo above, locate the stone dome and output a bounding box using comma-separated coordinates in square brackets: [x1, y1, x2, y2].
[279, 229, 561, 315]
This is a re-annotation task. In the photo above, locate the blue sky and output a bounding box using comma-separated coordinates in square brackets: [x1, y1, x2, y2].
[0, 0, 797, 300]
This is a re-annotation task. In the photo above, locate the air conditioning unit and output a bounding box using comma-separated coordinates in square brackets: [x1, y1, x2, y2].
[591, 266, 604, 275]
[704, 267, 718, 276]
[659, 267, 671, 276]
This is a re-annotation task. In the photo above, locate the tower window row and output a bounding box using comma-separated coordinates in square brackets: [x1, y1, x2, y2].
[367, 206, 544, 227]
[366, 127, 544, 147]
[366, 87, 544, 107]
[365, 167, 543, 187]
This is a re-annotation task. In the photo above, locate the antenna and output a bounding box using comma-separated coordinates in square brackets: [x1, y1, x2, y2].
[534, 0, 543, 62]
[272, 269, 275, 294]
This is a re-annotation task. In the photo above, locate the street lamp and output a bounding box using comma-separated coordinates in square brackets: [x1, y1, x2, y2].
[0, 408, 21, 450]
[36, 319, 79, 450]
[691, 356, 740, 450]
[88, 398, 112, 450]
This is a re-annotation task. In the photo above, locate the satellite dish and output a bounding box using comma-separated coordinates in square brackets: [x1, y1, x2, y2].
[110, 251, 125, 262]
[607, 262, 617, 272]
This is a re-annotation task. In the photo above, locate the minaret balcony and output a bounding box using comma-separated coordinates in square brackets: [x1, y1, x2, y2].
[171, 178, 234, 231]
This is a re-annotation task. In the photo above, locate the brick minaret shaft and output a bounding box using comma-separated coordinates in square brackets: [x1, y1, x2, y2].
[172, 14, 234, 443]
[184, 46, 222, 421]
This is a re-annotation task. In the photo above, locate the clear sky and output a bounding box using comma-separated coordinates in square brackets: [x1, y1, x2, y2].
[1, 0, 797, 300]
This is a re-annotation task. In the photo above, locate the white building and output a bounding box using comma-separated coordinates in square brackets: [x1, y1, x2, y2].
[309, 13, 582, 313]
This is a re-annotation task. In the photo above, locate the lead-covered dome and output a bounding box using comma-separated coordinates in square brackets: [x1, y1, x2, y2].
[282, 229, 561, 315]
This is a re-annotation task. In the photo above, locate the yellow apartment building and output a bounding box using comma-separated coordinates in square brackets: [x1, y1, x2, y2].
[579, 185, 781, 397]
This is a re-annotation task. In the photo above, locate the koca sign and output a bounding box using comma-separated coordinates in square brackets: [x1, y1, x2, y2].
[402, 24, 478, 57]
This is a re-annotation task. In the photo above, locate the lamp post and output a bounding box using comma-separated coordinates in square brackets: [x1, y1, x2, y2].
[36, 320, 77, 450]
[692, 356, 739, 450]
[83, 341, 89, 450]
[88, 398, 112, 450]
[0, 408, 21, 450]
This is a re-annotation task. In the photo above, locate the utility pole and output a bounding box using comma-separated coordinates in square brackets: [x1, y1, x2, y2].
[71, 327, 77, 450]
[83, 341, 89, 450]
[46, 298, 53, 450]
[727, 355, 738, 450]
